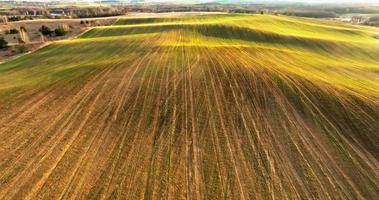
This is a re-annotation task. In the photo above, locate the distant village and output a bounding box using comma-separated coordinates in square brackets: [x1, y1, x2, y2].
[0, 3, 120, 61]
[0, 6, 127, 22]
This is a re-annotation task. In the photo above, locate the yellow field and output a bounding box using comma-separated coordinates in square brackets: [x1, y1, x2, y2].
[0, 14, 378, 199]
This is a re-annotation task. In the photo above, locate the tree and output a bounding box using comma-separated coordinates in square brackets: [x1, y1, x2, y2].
[18, 37, 25, 44]
[0, 37, 8, 49]
[9, 28, 19, 34]
[39, 25, 52, 36]
[54, 26, 66, 36]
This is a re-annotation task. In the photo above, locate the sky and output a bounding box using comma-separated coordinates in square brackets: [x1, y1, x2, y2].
[277, 0, 379, 3]
[141, 0, 379, 4]
[97, 0, 379, 3]
[7, 0, 379, 3]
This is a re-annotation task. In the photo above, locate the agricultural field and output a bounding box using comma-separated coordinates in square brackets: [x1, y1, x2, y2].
[0, 14, 378, 199]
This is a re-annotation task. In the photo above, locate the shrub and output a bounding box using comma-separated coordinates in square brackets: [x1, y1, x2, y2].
[39, 25, 52, 36]
[24, 16, 33, 20]
[0, 37, 8, 49]
[9, 29, 19, 34]
[54, 26, 67, 36]
[17, 45, 27, 53]
[8, 16, 21, 22]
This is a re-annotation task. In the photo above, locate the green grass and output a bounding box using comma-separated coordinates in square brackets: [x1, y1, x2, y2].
[0, 14, 378, 200]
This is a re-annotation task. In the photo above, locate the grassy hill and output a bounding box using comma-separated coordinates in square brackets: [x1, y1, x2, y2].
[0, 14, 378, 199]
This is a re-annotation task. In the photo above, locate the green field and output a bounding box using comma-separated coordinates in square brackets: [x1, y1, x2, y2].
[0, 14, 378, 199]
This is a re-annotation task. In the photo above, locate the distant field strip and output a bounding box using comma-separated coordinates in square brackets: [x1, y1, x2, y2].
[0, 14, 378, 199]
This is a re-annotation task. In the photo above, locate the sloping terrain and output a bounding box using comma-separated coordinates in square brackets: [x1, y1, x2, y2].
[0, 14, 378, 199]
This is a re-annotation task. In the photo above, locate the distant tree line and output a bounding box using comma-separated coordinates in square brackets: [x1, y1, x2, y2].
[7, 15, 33, 22]
[4, 28, 19, 34]
[325, 7, 379, 15]
[364, 16, 379, 27]
[77, 12, 123, 18]
[282, 11, 337, 18]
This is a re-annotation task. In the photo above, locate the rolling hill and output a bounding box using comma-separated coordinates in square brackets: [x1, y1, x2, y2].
[0, 14, 378, 199]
